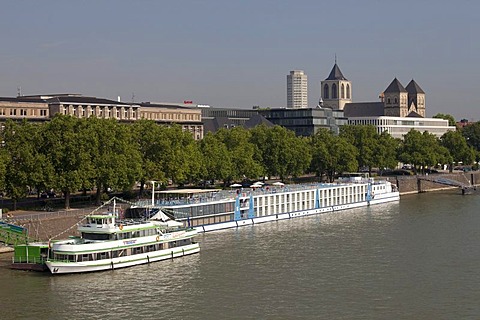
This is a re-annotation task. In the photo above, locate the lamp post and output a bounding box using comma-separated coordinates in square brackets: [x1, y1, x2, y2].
[150, 181, 156, 206]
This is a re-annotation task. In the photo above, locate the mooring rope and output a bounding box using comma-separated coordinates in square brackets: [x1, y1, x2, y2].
[48, 196, 134, 241]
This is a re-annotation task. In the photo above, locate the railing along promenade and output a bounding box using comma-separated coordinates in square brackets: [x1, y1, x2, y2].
[2, 208, 92, 223]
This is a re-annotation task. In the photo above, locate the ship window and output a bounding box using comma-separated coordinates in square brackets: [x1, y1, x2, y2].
[133, 247, 143, 255]
[82, 232, 110, 240]
[96, 252, 110, 260]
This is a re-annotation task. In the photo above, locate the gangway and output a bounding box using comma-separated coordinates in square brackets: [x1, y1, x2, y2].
[417, 175, 475, 194]
[0, 221, 29, 245]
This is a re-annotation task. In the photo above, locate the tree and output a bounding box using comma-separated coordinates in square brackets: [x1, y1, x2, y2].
[433, 113, 456, 127]
[0, 148, 7, 193]
[131, 120, 167, 195]
[374, 132, 401, 174]
[161, 125, 203, 186]
[285, 135, 311, 179]
[42, 115, 91, 209]
[340, 125, 378, 173]
[399, 129, 448, 174]
[215, 127, 263, 182]
[200, 132, 232, 186]
[2, 120, 50, 210]
[441, 130, 475, 171]
[250, 125, 311, 181]
[461, 122, 480, 151]
[311, 129, 358, 182]
[84, 117, 141, 205]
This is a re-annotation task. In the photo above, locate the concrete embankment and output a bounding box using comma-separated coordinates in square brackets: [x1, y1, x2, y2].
[0, 210, 87, 263]
[393, 172, 479, 195]
[2, 209, 91, 242]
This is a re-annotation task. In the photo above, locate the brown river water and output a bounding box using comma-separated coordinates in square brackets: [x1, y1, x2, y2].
[1, 190, 479, 319]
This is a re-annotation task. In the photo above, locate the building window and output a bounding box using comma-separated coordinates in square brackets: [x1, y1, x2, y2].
[346, 84, 350, 99]
[20, 109, 27, 116]
[394, 97, 398, 104]
[341, 84, 345, 99]
[323, 84, 329, 99]
[40, 109, 47, 116]
[10, 109, 16, 116]
[332, 83, 337, 99]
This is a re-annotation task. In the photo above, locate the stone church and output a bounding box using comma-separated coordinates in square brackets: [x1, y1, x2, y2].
[319, 62, 426, 118]
[319, 62, 454, 138]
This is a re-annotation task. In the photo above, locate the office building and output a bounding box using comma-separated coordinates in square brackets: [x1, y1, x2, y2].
[287, 70, 308, 109]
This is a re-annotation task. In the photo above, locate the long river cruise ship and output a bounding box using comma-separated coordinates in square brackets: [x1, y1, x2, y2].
[128, 176, 400, 233]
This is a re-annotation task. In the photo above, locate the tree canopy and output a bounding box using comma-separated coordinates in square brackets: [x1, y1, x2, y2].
[0, 118, 470, 209]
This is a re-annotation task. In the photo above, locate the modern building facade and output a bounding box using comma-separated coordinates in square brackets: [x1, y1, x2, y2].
[260, 107, 348, 136]
[287, 70, 308, 109]
[200, 107, 273, 133]
[347, 116, 453, 139]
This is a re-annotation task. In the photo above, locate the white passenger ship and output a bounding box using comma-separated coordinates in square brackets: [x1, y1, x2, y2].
[130, 177, 400, 233]
[45, 200, 200, 274]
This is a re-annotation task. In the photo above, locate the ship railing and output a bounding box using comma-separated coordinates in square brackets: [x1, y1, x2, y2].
[115, 219, 150, 226]
[12, 256, 46, 264]
[135, 181, 387, 208]
[4, 208, 92, 223]
[141, 183, 332, 207]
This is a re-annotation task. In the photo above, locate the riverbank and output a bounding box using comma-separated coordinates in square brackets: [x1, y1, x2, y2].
[394, 171, 479, 195]
[1, 173, 477, 244]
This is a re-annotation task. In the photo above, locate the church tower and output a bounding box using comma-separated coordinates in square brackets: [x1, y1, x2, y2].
[405, 79, 425, 117]
[321, 62, 352, 110]
[383, 78, 409, 117]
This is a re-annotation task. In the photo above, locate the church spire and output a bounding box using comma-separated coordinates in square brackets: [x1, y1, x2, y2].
[325, 63, 347, 81]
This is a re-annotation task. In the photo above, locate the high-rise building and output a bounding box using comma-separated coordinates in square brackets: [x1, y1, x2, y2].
[287, 70, 308, 108]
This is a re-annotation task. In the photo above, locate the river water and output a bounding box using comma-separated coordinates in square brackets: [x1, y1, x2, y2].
[1, 190, 479, 319]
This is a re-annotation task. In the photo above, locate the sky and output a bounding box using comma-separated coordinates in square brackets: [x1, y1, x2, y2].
[0, 0, 479, 120]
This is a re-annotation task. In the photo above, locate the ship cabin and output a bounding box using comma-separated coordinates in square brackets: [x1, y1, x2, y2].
[79, 214, 118, 241]
[79, 214, 160, 241]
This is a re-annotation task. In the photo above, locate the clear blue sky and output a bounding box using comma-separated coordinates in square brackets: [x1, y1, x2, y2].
[0, 0, 478, 120]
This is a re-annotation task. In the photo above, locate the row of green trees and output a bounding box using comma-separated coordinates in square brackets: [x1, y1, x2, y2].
[0, 114, 478, 209]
